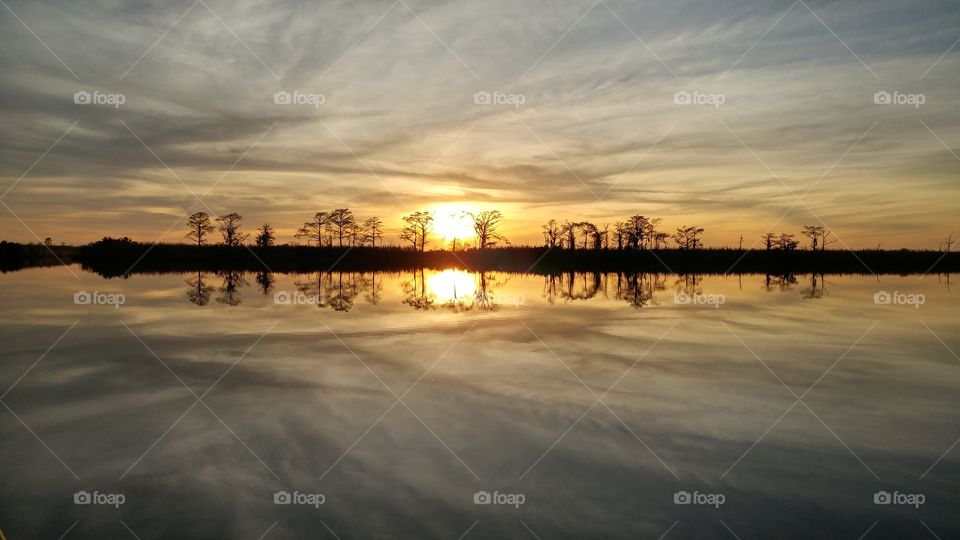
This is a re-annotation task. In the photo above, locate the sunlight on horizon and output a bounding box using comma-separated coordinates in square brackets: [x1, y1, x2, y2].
[432, 205, 476, 244]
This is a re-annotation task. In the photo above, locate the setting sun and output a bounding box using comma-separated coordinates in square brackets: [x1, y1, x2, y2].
[432, 206, 475, 243]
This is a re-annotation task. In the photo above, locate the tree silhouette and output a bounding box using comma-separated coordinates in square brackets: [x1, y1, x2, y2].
[255, 223, 275, 247]
[216, 213, 248, 247]
[468, 210, 507, 248]
[542, 219, 563, 248]
[775, 233, 798, 251]
[577, 222, 597, 249]
[762, 232, 776, 251]
[295, 212, 330, 246]
[673, 225, 704, 249]
[401, 211, 433, 251]
[186, 212, 215, 246]
[328, 208, 355, 247]
[625, 215, 649, 249]
[801, 225, 823, 250]
[562, 220, 577, 249]
[363, 217, 384, 247]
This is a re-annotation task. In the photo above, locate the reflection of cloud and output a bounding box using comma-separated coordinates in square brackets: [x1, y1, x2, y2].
[2, 271, 960, 535]
[0, 0, 958, 246]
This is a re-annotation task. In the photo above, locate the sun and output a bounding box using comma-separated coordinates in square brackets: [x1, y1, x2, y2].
[433, 206, 475, 242]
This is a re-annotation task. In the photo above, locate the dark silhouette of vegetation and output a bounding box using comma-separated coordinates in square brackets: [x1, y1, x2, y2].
[363, 217, 384, 247]
[296, 212, 329, 246]
[186, 212, 216, 245]
[401, 211, 434, 252]
[801, 225, 836, 251]
[255, 224, 276, 248]
[468, 210, 507, 248]
[673, 225, 704, 249]
[216, 212, 248, 247]
[328, 208, 355, 247]
[61, 238, 960, 278]
[4, 207, 959, 277]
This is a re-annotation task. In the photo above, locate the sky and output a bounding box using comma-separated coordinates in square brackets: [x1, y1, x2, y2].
[0, 0, 958, 249]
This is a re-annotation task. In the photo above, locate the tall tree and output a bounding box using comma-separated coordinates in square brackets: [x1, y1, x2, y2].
[762, 232, 776, 251]
[295, 212, 329, 246]
[612, 221, 625, 250]
[468, 210, 506, 248]
[255, 223, 275, 247]
[401, 211, 434, 251]
[775, 232, 798, 251]
[186, 211, 215, 246]
[216, 212, 249, 246]
[328, 208, 355, 247]
[673, 225, 704, 249]
[801, 225, 823, 250]
[577, 222, 597, 249]
[626, 215, 649, 249]
[542, 219, 563, 248]
[363, 217, 384, 247]
[562, 220, 577, 249]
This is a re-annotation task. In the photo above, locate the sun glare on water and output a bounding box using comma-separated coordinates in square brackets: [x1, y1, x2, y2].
[426, 269, 477, 302]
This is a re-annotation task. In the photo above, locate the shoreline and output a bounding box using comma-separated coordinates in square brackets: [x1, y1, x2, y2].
[3, 240, 958, 277]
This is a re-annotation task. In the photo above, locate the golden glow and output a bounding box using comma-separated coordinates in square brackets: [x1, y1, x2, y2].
[427, 269, 476, 303]
[432, 206, 475, 242]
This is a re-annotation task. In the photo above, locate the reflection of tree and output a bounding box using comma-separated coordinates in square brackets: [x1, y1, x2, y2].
[541, 272, 665, 308]
[673, 274, 703, 296]
[446, 272, 506, 312]
[255, 272, 275, 295]
[364, 272, 383, 305]
[763, 273, 797, 292]
[472, 272, 496, 311]
[402, 269, 434, 310]
[541, 272, 604, 302]
[615, 273, 666, 308]
[216, 271, 248, 306]
[185, 272, 213, 306]
[327, 273, 358, 312]
[294, 272, 367, 312]
[800, 273, 828, 299]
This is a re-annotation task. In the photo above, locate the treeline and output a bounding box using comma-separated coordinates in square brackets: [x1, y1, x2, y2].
[184, 208, 506, 251]
[179, 209, 855, 253]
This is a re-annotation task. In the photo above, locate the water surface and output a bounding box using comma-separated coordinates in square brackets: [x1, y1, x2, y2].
[1, 267, 958, 539]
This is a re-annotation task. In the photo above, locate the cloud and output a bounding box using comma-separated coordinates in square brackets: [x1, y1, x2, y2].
[0, 0, 958, 246]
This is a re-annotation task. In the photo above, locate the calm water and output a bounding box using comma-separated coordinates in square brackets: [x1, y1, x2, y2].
[1, 267, 958, 539]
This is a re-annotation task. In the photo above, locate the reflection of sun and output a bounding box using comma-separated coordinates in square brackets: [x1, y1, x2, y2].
[427, 269, 476, 303]
[433, 206, 474, 241]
